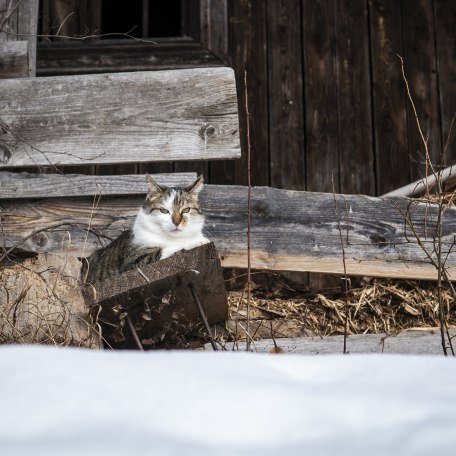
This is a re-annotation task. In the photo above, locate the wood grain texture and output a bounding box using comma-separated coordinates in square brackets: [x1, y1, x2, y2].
[0, 172, 196, 199]
[369, 0, 409, 194]
[0, 67, 241, 167]
[2, 185, 456, 280]
[36, 38, 224, 76]
[267, 0, 305, 190]
[434, 0, 456, 165]
[229, 0, 270, 186]
[302, 0, 339, 193]
[0, 40, 28, 78]
[401, 0, 442, 181]
[0, 0, 38, 77]
[336, 0, 375, 195]
[217, 330, 456, 355]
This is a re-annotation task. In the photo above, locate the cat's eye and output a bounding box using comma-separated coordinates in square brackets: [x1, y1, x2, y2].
[159, 208, 169, 214]
[182, 208, 191, 214]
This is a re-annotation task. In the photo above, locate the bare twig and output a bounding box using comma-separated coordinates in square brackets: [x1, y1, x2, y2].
[244, 70, 253, 352]
[332, 176, 350, 354]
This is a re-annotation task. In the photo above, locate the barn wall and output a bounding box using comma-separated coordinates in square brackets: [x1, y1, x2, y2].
[33, 0, 455, 196]
[216, 0, 455, 195]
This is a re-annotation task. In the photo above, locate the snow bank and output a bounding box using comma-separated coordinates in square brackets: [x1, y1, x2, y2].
[0, 346, 455, 456]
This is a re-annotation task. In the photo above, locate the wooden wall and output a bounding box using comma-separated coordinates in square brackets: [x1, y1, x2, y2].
[220, 0, 455, 195]
[32, 0, 456, 196]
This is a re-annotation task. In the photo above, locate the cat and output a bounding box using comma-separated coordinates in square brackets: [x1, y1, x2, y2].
[81, 174, 209, 284]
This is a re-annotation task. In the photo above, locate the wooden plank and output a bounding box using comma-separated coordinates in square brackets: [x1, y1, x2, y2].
[0, 67, 241, 167]
[40, 0, 101, 43]
[215, 330, 456, 355]
[336, 0, 375, 195]
[36, 38, 224, 76]
[0, 172, 196, 199]
[267, 0, 305, 191]
[16, 0, 38, 77]
[201, 0, 235, 185]
[229, 0, 270, 186]
[0, 40, 28, 78]
[401, 0, 442, 181]
[302, 0, 339, 193]
[0, 0, 37, 77]
[369, 0, 409, 194]
[434, 0, 456, 166]
[2, 185, 456, 280]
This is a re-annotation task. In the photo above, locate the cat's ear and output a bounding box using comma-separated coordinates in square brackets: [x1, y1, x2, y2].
[187, 175, 204, 195]
[146, 174, 165, 193]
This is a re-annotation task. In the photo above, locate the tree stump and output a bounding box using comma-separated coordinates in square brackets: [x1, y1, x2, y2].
[82, 243, 228, 349]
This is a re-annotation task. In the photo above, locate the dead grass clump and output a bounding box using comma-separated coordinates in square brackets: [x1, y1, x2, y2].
[0, 253, 100, 348]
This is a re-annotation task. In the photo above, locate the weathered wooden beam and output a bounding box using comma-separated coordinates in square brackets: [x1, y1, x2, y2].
[36, 38, 224, 76]
[0, 172, 196, 199]
[1, 186, 456, 280]
[0, 67, 240, 167]
[214, 330, 456, 355]
[0, 41, 28, 78]
[383, 165, 456, 198]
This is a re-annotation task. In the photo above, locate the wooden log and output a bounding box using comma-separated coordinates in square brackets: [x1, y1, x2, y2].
[2, 185, 456, 280]
[383, 165, 456, 198]
[83, 242, 228, 348]
[0, 172, 196, 199]
[0, 67, 240, 167]
[36, 38, 224, 76]
[214, 330, 456, 355]
[0, 41, 28, 78]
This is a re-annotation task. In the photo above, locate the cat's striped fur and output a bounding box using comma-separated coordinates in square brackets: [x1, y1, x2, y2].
[81, 175, 209, 284]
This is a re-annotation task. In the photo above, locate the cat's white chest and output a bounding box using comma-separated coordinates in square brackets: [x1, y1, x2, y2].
[160, 236, 210, 259]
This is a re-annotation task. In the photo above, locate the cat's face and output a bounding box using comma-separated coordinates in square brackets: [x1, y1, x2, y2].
[142, 175, 205, 237]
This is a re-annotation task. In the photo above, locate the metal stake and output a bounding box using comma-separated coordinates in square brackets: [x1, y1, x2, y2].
[188, 283, 218, 350]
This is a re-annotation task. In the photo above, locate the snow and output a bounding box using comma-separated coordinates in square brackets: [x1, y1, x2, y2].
[0, 346, 455, 456]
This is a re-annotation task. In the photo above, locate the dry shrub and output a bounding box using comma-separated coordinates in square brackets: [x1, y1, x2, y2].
[0, 253, 100, 348]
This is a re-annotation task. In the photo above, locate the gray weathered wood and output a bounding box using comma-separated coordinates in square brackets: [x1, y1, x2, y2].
[0, 67, 240, 167]
[2, 186, 456, 280]
[217, 330, 456, 355]
[36, 38, 224, 77]
[0, 40, 28, 78]
[0, 0, 38, 77]
[0, 172, 196, 199]
[383, 165, 456, 198]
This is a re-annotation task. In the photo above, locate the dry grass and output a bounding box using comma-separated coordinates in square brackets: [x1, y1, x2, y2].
[214, 278, 456, 344]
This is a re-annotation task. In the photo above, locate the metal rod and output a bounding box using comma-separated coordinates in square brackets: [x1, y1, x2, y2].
[188, 283, 218, 351]
[126, 314, 144, 351]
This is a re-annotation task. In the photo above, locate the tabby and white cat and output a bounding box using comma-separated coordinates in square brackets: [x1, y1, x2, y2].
[81, 175, 209, 284]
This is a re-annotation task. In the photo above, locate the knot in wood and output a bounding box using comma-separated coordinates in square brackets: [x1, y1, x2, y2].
[0, 144, 12, 164]
[30, 231, 49, 248]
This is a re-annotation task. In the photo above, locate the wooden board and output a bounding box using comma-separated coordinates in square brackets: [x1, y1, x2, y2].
[229, 0, 269, 187]
[401, 0, 441, 181]
[215, 330, 456, 355]
[36, 38, 224, 76]
[2, 185, 456, 280]
[335, 0, 375, 195]
[0, 0, 38, 77]
[267, 0, 305, 191]
[0, 41, 28, 78]
[0, 67, 240, 167]
[369, 0, 409, 194]
[0, 172, 196, 199]
[302, 0, 339, 193]
[434, 0, 456, 166]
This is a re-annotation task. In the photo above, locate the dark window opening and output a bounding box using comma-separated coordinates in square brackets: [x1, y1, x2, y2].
[101, 0, 182, 39]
